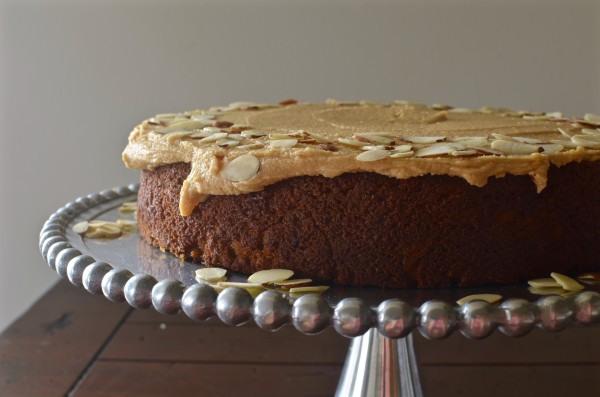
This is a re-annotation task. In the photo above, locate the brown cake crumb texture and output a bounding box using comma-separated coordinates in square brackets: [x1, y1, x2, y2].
[137, 162, 600, 288]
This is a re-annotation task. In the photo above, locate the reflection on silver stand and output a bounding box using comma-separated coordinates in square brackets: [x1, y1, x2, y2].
[336, 330, 423, 397]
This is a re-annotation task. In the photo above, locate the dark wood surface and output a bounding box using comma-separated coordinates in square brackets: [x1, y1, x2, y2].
[1, 279, 599, 397]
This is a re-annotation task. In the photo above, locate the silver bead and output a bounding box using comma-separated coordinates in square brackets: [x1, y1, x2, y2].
[67, 255, 95, 287]
[181, 283, 218, 321]
[128, 183, 139, 192]
[376, 299, 417, 339]
[101, 268, 133, 303]
[82, 262, 113, 295]
[152, 279, 185, 315]
[48, 213, 68, 224]
[571, 291, 600, 325]
[64, 201, 85, 213]
[536, 295, 574, 332]
[55, 248, 82, 278]
[124, 274, 158, 309]
[216, 287, 253, 326]
[40, 236, 65, 263]
[75, 196, 95, 207]
[333, 298, 373, 338]
[39, 230, 64, 246]
[114, 185, 133, 196]
[99, 189, 119, 200]
[291, 294, 331, 335]
[56, 206, 76, 218]
[46, 242, 72, 271]
[418, 300, 457, 339]
[40, 225, 64, 239]
[252, 290, 291, 332]
[459, 300, 498, 339]
[498, 298, 537, 337]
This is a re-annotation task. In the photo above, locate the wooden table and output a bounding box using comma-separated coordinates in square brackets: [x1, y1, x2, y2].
[1, 279, 599, 396]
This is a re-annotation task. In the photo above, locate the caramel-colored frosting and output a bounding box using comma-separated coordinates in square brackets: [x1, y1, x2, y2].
[123, 101, 600, 216]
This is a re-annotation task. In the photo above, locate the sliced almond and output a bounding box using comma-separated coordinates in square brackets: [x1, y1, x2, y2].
[491, 140, 542, 155]
[389, 151, 414, 158]
[548, 139, 580, 149]
[234, 143, 264, 150]
[527, 278, 561, 288]
[545, 112, 563, 119]
[577, 273, 600, 286]
[215, 139, 240, 148]
[198, 132, 229, 143]
[167, 119, 206, 131]
[85, 224, 122, 239]
[414, 144, 456, 157]
[356, 149, 390, 162]
[354, 134, 394, 145]
[581, 128, 600, 136]
[338, 138, 369, 147]
[571, 135, 600, 149]
[469, 146, 504, 156]
[289, 286, 329, 297]
[450, 136, 488, 147]
[195, 267, 227, 283]
[583, 113, 600, 125]
[456, 293, 502, 306]
[119, 201, 137, 213]
[551, 272, 585, 292]
[216, 281, 265, 289]
[404, 136, 446, 144]
[241, 130, 266, 138]
[72, 221, 89, 234]
[248, 269, 294, 284]
[360, 145, 389, 151]
[451, 149, 479, 157]
[269, 139, 297, 148]
[528, 286, 576, 298]
[557, 127, 574, 138]
[272, 279, 313, 288]
[221, 154, 260, 182]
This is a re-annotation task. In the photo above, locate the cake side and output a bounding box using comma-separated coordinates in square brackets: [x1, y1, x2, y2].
[137, 161, 600, 288]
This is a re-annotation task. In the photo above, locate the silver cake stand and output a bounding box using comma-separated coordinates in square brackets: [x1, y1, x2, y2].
[39, 185, 600, 397]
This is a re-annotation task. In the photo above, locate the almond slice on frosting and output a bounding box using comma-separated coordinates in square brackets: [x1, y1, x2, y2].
[221, 154, 260, 182]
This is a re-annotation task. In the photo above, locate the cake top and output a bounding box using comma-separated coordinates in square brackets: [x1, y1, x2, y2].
[123, 100, 600, 216]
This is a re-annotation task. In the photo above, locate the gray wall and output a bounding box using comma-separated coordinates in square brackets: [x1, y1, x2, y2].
[1, 0, 599, 331]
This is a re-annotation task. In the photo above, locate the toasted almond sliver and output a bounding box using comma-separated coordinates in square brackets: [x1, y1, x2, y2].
[451, 149, 479, 157]
[577, 273, 600, 286]
[272, 279, 313, 288]
[221, 154, 260, 182]
[338, 138, 369, 147]
[356, 149, 390, 162]
[583, 113, 600, 125]
[119, 201, 137, 213]
[195, 267, 227, 283]
[414, 145, 456, 157]
[581, 128, 600, 136]
[72, 221, 89, 234]
[269, 139, 298, 148]
[389, 151, 414, 158]
[528, 286, 576, 298]
[527, 278, 561, 288]
[491, 140, 541, 154]
[404, 136, 446, 144]
[456, 293, 502, 306]
[248, 269, 294, 284]
[289, 286, 329, 295]
[557, 127, 574, 138]
[551, 272, 585, 292]
[241, 130, 266, 138]
[571, 135, 600, 149]
[199, 132, 229, 143]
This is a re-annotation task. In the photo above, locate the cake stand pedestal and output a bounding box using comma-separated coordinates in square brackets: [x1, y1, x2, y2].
[39, 185, 600, 397]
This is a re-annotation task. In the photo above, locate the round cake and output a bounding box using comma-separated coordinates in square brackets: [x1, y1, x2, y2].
[123, 100, 600, 288]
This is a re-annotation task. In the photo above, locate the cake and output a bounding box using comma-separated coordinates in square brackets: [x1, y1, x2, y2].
[123, 100, 600, 288]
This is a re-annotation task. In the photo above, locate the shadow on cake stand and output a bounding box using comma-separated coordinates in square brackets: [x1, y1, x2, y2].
[39, 185, 600, 397]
